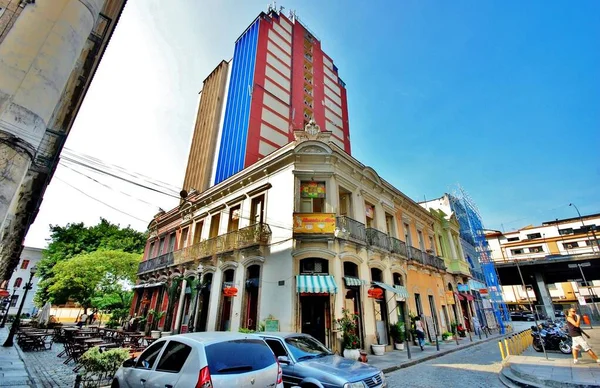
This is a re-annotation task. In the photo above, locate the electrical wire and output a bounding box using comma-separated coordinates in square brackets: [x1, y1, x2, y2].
[63, 147, 181, 193]
[55, 176, 148, 223]
[60, 163, 160, 208]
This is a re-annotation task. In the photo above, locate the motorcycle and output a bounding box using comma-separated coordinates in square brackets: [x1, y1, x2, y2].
[531, 325, 572, 354]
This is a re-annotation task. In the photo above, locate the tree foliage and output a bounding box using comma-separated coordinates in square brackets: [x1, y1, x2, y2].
[35, 218, 146, 305]
[44, 250, 141, 311]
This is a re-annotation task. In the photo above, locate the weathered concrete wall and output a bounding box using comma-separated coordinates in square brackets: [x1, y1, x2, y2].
[0, 0, 105, 228]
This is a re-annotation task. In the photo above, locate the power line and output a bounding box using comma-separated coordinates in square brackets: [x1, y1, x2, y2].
[55, 176, 149, 223]
[60, 163, 160, 209]
[63, 148, 182, 193]
[59, 157, 181, 199]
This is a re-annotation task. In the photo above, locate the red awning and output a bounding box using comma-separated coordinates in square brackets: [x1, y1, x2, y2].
[461, 292, 474, 301]
[454, 292, 465, 301]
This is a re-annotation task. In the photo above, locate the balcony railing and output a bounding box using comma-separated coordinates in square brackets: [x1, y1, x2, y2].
[408, 246, 423, 263]
[366, 228, 390, 251]
[138, 252, 174, 274]
[422, 252, 446, 270]
[140, 223, 271, 274]
[336, 216, 366, 243]
[389, 237, 407, 257]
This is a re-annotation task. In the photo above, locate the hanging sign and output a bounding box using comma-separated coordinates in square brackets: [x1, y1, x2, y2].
[445, 291, 456, 305]
[457, 284, 469, 292]
[223, 287, 238, 297]
[300, 182, 326, 198]
[479, 288, 489, 297]
[368, 288, 384, 299]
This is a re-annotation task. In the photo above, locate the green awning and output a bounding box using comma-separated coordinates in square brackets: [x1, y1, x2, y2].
[343, 277, 368, 287]
[373, 281, 409, 299]
[297, 275, 338, 294]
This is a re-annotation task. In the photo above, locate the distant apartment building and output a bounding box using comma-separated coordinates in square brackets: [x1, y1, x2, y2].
[182, 8, 351, 193]
[1, 247, 42, 316]
[485, 213, 600, 310]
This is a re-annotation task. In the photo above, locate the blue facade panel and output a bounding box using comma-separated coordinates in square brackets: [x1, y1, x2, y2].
[214, 20, 260, 185]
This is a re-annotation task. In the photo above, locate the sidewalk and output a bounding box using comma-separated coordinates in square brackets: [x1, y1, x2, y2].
[500, 326, 600, 388]
[368, 329, 506, 373]
[0, 327, 36, 387]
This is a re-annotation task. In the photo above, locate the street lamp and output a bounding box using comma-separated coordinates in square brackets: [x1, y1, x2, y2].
[2, 266, 37, 347]
[514, 259, 547, 359]
[568, 262, 600, 319]
[0, 286, 19, 328]
[569, 203, 600, 253]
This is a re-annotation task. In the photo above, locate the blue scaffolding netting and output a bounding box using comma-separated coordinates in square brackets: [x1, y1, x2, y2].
[450, 188, 510, 333]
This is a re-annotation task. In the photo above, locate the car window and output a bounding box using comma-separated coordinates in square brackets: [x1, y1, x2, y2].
[265, 339, 288, 358]
[156, 340, 192, 373]
[205, 339, 275, 375]
[136, 341, 165, 370]
[284, 336, 331, 361]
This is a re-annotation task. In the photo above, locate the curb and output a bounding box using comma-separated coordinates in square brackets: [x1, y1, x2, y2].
[13, 339, 41, 388]
[381, 333, 506, 374]
[500, 362, 600, 388]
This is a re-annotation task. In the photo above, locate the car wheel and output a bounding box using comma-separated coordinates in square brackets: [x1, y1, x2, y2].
[111, 379, 120, 388]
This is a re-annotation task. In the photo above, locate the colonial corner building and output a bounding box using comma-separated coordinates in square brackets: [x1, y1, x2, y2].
[132, 123, 482, 352]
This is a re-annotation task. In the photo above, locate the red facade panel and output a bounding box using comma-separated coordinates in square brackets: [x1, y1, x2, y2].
[340, 86, 351, 154]
[311, 39, 326, 133]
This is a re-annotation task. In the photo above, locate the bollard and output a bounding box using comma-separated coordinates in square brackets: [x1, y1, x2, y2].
[436, 335, 440, 351]
[74, 374, 82, 388]
[499, 340, 506, 360]
[504, 338, 510, 356]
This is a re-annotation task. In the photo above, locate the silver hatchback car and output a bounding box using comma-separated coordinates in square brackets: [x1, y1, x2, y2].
[112, 332, 284, 388]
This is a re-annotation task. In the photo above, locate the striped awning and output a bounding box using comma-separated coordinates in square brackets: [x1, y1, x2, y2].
[455, 292, 465, 301]
[296, 275, 338, 294]
[373, 281, 409, 299]
[343, 277, 368, 287]
[133, 282, 165, 289]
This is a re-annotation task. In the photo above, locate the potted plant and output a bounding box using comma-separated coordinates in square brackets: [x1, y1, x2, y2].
[371, 333, 386, 356]
[390, 322, 405, 350]
[336, 308, 361, 360]
[442, 331, 454, 341]
[148, 310, 166, 339]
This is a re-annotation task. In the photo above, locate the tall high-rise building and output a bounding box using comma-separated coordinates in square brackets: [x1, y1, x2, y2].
[183, 8, 351, 192]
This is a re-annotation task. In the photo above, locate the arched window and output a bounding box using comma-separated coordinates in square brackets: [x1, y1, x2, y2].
[370, 268, 383, 283]
[14, 277, 22, 288]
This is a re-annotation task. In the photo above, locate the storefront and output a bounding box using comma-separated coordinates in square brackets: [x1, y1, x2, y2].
[296, 272, 338, 347]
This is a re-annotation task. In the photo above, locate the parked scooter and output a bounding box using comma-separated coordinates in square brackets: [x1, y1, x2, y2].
[531, 325, 572, 354]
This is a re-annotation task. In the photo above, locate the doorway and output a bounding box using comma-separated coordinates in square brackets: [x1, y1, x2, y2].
[300, 295, 329, 345]
[218, 269, 235, 331]
[196, 273, 213, 332]
[243, 265, 260, 330]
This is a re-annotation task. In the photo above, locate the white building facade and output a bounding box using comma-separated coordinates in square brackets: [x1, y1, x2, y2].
[2, 246, 42, 316]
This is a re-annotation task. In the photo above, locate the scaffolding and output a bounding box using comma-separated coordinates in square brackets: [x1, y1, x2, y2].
[449, 187, 510, 333]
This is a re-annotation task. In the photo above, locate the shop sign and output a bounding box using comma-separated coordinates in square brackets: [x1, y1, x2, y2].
[180, 324, 188, 334]
[479, 288, 489, 297]
[265, 319, 280, 332]
[293, 213, 336, 234]
[457, 284, 469, 292]
[301, 182, 326, 198]
[578, 295, 587, 305]
[445, 291, 455, 304]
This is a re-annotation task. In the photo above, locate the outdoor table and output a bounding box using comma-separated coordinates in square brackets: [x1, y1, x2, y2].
[84, 338, 104, 344]
[21, 332, 52, 351]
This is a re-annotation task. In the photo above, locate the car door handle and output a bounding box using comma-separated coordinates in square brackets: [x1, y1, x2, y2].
[165, 385, 173, 388]
[140, 379, 146, 384]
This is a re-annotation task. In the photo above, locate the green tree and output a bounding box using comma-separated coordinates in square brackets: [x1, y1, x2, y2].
[35, 218, 146, 305]
[45, 250, 141, 313]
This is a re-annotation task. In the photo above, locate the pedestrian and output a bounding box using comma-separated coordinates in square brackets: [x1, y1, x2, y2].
[415, 316, 426, 350]
[77, 312, 88, 328]
[472, 315, 481, 337]
[566, 308, 599, 364]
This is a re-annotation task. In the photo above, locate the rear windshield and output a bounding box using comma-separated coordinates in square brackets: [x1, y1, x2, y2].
[205, 339, 275, 375]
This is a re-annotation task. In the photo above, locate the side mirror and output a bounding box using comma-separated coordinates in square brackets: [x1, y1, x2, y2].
[277, 356, 291, 365]
[122, 358, 136, 368]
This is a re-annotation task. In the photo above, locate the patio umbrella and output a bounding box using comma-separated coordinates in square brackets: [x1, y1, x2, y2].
[39, 301, 52, 326]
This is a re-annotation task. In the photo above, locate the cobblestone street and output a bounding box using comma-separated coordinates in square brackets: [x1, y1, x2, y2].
[385, 334, 506, 388]
[0, 327, 76, 387]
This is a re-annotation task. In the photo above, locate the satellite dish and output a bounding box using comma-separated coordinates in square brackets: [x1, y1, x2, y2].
[180, 190, 188, 199]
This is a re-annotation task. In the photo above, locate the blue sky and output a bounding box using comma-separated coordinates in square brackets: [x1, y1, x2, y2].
[25, 0, 600, 247]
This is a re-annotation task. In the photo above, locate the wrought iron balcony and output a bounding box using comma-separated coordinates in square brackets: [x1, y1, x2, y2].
[170, 223, 272, 269]
[335, 216, 366, 243]
[138, 252, 174, 274]
[408, 246, 423, 264]
[389, 237, 408, 257]
[446, 258, 471, 276]
[422, 252, 446, 270]
[366, 228, 390, 251]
